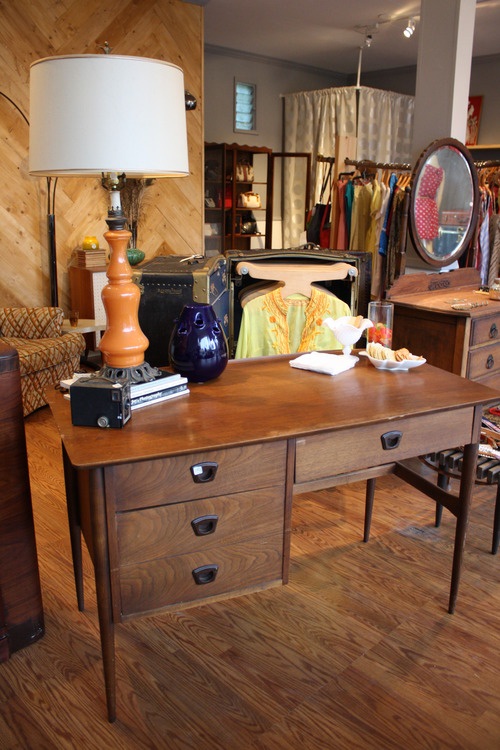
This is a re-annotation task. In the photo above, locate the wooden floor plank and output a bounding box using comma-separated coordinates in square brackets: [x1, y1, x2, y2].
[0, 406, 498, 749]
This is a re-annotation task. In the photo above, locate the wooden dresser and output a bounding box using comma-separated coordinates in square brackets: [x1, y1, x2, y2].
[0, 342, 44, 660]
[388, 268, 500, 391]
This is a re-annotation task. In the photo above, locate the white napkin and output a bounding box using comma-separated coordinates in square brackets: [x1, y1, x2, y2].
[290, 351, 357, 376]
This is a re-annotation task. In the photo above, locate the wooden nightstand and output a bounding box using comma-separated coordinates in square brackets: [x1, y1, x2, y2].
[62, 319, 106, 367]
[68, 264, 108, 351]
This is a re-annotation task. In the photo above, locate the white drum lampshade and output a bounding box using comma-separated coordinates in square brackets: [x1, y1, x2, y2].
[29, 54, 189, 177]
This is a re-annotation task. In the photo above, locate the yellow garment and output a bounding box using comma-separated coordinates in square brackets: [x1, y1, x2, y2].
[350, 182, 373, 251]
[365, 178, 382, 254]
[235, 286, 351, 359]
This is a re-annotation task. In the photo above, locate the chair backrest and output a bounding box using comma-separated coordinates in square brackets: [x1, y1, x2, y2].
[0, 307, 64, 339]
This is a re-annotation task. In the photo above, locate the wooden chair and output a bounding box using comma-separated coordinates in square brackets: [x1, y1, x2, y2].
[424, 448, 500, 555]
[363, 456, 499, 556]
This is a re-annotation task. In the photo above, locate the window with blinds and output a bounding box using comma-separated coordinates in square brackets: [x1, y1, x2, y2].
[234, 81, 257, 133]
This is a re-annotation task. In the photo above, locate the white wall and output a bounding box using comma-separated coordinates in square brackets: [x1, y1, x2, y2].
[468, 55, 500, 145]
[357, 66, 416, 96]
[204, 47, 346, 150]
[205, 48, 500, 151]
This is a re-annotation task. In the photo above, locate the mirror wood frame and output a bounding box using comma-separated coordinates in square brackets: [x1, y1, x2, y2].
[408, 137, 479, 269]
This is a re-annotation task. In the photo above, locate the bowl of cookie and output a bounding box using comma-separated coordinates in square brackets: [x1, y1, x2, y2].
[360, 342, 426, 371]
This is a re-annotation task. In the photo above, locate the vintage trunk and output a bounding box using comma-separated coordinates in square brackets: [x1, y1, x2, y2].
[134, 255, 229, 367]
[0, 342, 44, 661]
[226, 248, 372, 357]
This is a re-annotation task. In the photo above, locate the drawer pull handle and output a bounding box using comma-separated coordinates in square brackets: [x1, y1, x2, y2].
[190, 461, 218, 483]
[191, 514, 219, 536]
[486, 354, 495, 370]
[490, 323, 498, 339]
[381, 430, 402, 450]
[192, 564, 219, 585]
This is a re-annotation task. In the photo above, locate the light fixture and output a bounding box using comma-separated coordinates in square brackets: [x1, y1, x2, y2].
[404, 18, 415, 38]
[29, 54, 189, 384]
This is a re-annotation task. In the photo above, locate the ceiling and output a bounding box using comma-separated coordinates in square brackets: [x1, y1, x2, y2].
[198, 0, 500, 75]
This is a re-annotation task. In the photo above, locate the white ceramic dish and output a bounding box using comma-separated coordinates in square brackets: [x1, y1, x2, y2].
[359, 350, 426, 372]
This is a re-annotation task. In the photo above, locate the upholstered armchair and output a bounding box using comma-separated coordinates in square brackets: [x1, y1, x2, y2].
[0, 307, 86, 416]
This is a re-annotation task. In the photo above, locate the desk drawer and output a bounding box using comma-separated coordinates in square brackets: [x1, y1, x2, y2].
[119, 535, 283, 616]
[467, 341, 500, 381]
[295, 407, 474, 483]
[110, 441, 287, 511]
[117, 486, 284, 565]
[470, 315, 500, 347]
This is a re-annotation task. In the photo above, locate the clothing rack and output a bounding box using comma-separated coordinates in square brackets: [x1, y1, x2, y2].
[338, 156, 412, 290]
[344, 157, 412, 172]
[475, 160, 500, 169]
[316, 154, 335, 164]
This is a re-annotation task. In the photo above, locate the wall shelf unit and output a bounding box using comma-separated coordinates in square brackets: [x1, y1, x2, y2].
[204, 143, 272, 254]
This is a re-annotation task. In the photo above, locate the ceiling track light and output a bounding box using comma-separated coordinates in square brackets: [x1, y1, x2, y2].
[404, 18, 415, 38]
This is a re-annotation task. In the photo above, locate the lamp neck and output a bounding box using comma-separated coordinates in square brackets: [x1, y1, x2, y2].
[102, 172, 128, 230]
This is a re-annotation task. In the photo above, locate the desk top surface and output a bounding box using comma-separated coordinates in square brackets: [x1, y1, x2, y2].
[47, 354, 499, 470]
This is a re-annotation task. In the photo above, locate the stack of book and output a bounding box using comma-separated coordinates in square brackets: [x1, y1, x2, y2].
[130, 372, 189, 410]
[76, 248, 107, 268]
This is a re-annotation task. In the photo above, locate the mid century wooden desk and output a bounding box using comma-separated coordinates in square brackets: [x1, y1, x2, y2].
[47, 355, 499, 721]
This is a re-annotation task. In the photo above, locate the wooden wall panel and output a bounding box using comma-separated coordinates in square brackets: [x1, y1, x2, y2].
[0, 0, 203, 312]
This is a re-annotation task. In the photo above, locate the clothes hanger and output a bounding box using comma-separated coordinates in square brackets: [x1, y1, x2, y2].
[397, 171, 411, 189]
[239, 280, 282, 307]
[235, 261, 358, 299]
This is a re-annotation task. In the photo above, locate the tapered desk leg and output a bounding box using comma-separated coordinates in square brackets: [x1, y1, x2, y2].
[363, 478, 376, 542]
[89, 469, 116, 723]
[448, 441, 479, 615]
[62, 446, 84, 611]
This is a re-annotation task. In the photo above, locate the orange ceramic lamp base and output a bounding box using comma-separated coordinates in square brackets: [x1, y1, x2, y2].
[99, 228, 149, 369]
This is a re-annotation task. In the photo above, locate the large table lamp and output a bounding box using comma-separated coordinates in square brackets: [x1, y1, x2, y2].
[29, 54, 189, 383]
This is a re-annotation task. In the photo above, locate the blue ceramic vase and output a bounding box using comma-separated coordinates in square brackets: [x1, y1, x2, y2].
[169, 303, 228, 382]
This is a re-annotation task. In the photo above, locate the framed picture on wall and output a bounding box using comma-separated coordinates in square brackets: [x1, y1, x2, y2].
[466, 96, 483, 146]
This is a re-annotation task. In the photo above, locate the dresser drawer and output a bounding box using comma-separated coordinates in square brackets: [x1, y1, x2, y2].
[119, 535, 284, 616]
[467, 341, 500, 381]
[469, 315, 500, 347]
[295, 407, 475, 483]
[109, 441, 287, 511]
[117, 486, 285, 565]
[473, 369, 500, 393]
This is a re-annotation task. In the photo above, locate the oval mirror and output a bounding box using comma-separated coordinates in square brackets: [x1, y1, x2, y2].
[409, 137, 479, 268]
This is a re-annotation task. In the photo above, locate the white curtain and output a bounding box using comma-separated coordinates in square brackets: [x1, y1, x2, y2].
[283, 87, 357, 247]
[357, 87, 414, 164]
[282, 86, 414, 247]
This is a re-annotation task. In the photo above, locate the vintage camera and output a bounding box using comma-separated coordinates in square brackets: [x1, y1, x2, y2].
[70, 376, 131, 428]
